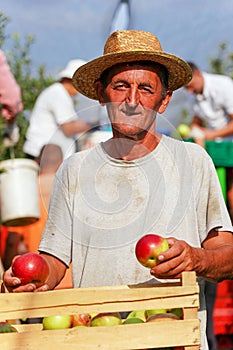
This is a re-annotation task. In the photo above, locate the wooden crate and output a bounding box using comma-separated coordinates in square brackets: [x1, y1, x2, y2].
[0, 271, 200, 350]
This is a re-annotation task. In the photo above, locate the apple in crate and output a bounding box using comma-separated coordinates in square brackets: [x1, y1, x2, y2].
[169, 307, 183, 319]
[135, 234, 169, 268]
[145, 308, 167, 319]
[123, 317, 144, 324]
[42, 315, 72, 330]
[0, 321, 18, 333]
[126, 309, 146, 322]
[12, 252, 49, 287]
[91, 312, 122, 327]
[146, 312, 179, 322]
[71, 313, 92, 327]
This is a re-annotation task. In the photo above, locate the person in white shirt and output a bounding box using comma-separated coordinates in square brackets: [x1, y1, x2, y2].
[184, 62, 233, 223]
[184, 62, 233, 350]
[23, 59, 95, 160]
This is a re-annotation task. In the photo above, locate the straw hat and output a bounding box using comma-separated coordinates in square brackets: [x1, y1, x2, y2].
[58, 59, 86, 80]
[72, 30, 192, 100]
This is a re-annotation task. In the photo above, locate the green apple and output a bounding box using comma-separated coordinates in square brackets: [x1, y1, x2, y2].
[169, 307, 183, 319]
[177, 124, 191, 138]
[42, 315, 72, 330]
[126, 310, 146, 322]
[91, 312, 122, 327]
[0, 322, 17, 333]
[145, 308, 167, 320]
[123, 317, 144, 324]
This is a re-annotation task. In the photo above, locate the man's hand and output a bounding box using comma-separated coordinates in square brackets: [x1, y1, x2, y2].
[2, 101, 23, 120]
[150, 237, 201, 280]
[3, 266, 49, 293]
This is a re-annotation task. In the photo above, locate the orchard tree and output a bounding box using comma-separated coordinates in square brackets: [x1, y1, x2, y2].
[209, 41, 233, 78]
[0, 12, 54, 160]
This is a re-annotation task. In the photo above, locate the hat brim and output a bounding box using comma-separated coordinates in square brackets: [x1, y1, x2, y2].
[72, 51, 192, 100]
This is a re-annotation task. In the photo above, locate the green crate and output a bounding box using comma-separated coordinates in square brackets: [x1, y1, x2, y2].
[184, 139, 233, 167]
[205, 141, 233, 167]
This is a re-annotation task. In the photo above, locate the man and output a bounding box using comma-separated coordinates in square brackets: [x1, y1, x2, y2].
[23, 59, 95, 160]
[3, 30, 233, 350]
[184, 62, 233, 222]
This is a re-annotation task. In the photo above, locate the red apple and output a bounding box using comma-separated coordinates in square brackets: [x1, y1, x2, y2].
[91, 312, 122, 327]
[145, 308, 167, 319]
[12, 252, 50, 287]
[146, 312, 179, 322]
[135, 234, 169, 268]
[42, 315, 72, 330]
[71, 313, 92, 327]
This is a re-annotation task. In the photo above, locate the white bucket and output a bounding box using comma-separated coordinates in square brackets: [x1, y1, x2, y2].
[0, 158, 40, 226]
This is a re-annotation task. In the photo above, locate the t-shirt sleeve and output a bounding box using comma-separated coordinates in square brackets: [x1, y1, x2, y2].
[38, 161, 73, 266]
[49, 85, 78, 125]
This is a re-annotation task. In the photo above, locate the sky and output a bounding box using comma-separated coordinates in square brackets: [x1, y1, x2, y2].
[1, 0, 233, 130]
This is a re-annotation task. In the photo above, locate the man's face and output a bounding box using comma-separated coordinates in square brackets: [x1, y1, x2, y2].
[184, 71, 203, 95]
[96, 63, 172, 137]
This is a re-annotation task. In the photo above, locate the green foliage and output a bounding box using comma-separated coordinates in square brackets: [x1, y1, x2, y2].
[6, 33, 55, 111]
[0, 13, 9, 47]
[0, 12, 55, 161]
[209, 41, 233, 78]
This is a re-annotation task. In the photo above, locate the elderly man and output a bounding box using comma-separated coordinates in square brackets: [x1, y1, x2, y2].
[3, 30, 233, 350]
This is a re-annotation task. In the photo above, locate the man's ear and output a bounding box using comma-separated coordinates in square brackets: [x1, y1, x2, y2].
[94, 80, 105, 105]
[157, 90, 173, 114]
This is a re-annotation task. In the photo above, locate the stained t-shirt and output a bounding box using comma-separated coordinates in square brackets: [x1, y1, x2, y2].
[39, 135, 233, 349]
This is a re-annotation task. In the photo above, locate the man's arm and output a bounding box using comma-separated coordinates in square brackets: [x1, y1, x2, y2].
[191, 115, 205, 128]
[199, 114, 233, 140]
[150, 229, 233, 282]
[60, 119, 92, 137]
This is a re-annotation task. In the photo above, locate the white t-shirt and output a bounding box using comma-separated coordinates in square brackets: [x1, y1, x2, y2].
[189, 72, 233, 139]
[39, 135, 233, 349]
[23, 82, 78, 158]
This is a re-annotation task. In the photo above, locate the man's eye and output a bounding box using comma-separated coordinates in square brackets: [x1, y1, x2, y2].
[113, 84, 127, 90]
[140, 87, 153, 94]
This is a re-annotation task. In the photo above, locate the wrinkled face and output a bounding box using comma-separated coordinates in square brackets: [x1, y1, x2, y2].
[95, 63, 172, 137]
[184, 71, 204, 95]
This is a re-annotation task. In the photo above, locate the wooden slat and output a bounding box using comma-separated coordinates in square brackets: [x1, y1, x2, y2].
[0, 294, 199, 321]
[1, 320, 200, 350]
[0, 272, 201, 349]
[0, 285, 199, 321]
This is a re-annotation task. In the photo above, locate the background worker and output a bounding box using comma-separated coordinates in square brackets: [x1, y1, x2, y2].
[184, 61, 233, 350]
[0, 49, 23, 280]
[3, 30, 233, 350]
[184, 61, 233, 223]
[23, 59, 97, 160]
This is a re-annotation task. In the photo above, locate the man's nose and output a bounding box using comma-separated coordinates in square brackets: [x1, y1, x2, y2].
[126, 87, 139, 106]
